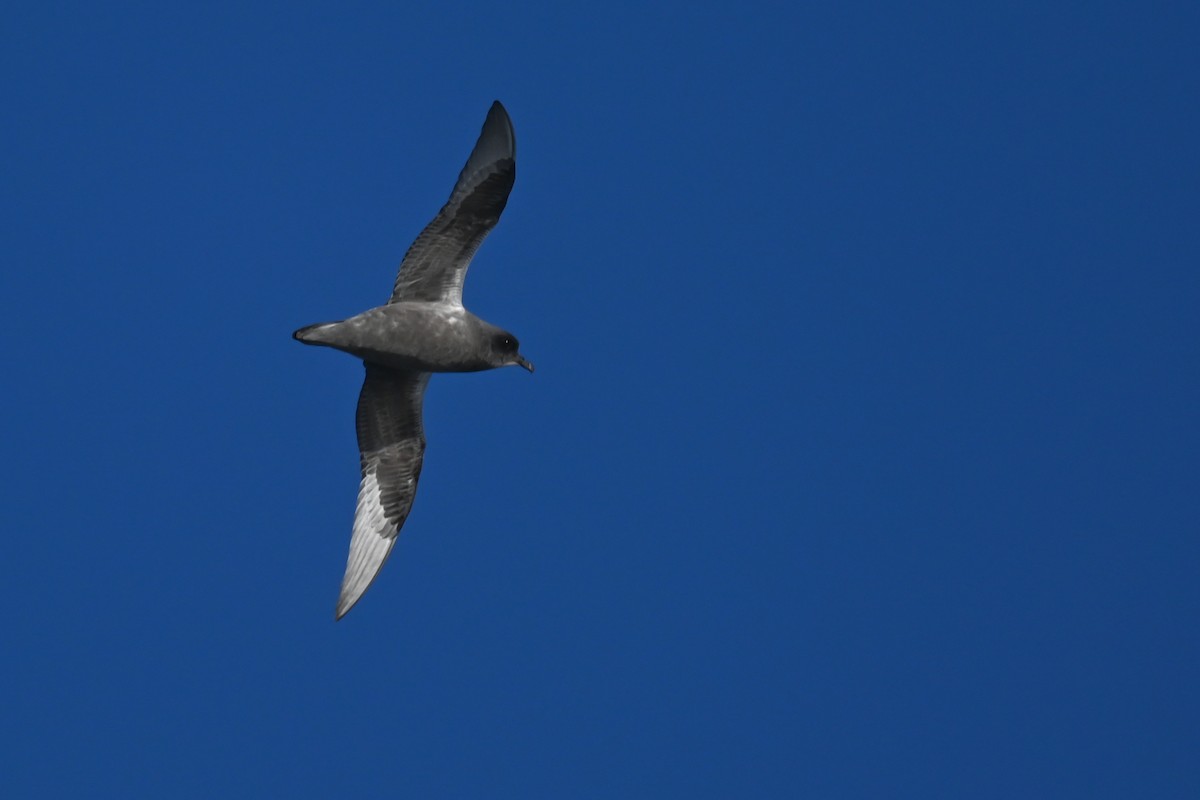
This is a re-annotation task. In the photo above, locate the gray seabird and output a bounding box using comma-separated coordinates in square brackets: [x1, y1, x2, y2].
[294, 101, 532, 619]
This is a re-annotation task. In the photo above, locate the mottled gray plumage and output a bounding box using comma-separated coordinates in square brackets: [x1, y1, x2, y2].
[294, 101, 532, 620]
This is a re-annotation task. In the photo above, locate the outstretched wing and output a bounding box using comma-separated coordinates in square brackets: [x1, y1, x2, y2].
[388, 101, 516, 306]
[336, 365, 432, 619]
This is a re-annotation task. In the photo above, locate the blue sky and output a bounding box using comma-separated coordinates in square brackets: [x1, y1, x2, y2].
[3, 1, 1198, 796]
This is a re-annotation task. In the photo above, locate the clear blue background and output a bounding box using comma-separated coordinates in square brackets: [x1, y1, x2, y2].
[4, 1, 1198, 796]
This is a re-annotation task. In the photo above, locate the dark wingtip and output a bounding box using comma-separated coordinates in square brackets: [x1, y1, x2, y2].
[486, 101, 512, 137]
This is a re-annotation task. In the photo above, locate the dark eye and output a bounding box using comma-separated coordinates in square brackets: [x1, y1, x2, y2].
[494, 334, 518, 353]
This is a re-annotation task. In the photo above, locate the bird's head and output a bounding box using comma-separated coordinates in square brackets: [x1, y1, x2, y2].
[490, 330, 534, 373]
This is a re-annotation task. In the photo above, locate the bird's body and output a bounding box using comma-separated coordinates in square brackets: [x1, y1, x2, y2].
[294, 101, 532, 619]
[296, 302, 527, 373]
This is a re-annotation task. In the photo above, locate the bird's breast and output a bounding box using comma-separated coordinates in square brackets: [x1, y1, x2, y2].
[335, 303, 487, 372]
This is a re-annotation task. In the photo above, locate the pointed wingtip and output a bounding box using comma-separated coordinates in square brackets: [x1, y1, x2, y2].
[334, 532, 396, 620]
[334, 586, 360, 620]
[334, 556, 386, 621]
[333, 471, 402, 620]
[334, 588, 363, 620]
[480, 101, 515, 158]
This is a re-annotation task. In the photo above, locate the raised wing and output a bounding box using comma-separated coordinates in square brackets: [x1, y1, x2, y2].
[336, 365, 431, 619]
[389, 101, 516, 306]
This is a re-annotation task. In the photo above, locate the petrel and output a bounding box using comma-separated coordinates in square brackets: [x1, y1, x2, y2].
[294, 101, 532, 619]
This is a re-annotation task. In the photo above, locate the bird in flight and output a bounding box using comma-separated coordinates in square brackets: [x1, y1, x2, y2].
[294, 101, 532, 619]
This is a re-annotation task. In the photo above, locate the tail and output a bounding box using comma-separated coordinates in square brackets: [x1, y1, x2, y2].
[293, 321, 339, 345]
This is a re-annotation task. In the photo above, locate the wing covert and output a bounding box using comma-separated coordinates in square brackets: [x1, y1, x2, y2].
[335, 365, 432, 619]
[388, 101, 516, 305]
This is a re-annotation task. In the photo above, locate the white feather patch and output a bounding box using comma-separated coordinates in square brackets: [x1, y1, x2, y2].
[336, 470, 397, 619]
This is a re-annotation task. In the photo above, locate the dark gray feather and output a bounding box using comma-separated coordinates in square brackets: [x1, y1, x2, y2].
[388, 101, 516, 305]
[335, 365, 431, 619]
